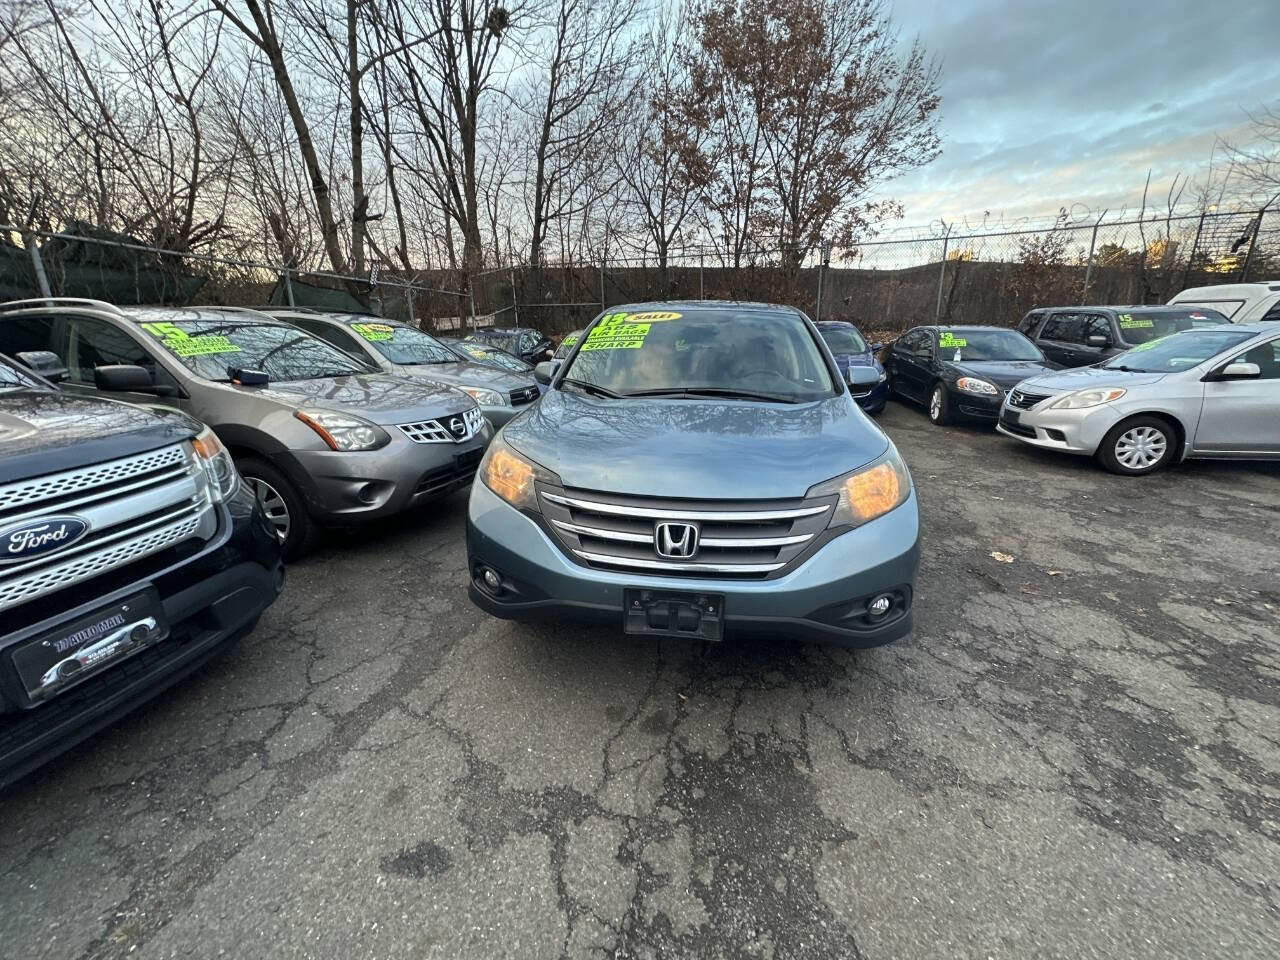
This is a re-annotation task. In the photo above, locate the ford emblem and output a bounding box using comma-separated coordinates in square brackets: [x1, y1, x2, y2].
[0, 516, 90, 565]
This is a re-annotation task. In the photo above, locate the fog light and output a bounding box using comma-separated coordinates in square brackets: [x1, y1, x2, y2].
[867, 594, 893, 618]
[481, 567, 502, 592]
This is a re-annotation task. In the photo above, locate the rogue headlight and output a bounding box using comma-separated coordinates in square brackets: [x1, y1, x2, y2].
[1048, 388, 1126, 410]
[463, 386, 507, 407]
[956, 377, 999, 396]
[807, 442, 912, 530]
[295, 408, 390, 451]
[191, 426, 239, 502]
[479, 436, 561, 511]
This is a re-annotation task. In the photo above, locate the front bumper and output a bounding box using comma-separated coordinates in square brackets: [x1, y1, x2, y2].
[995, 399, 1119, 455]
[465, 481, 919, 648]
[953, 389, 1006, 420]
[279, 424, 492, 524]
[0, 486, 284, 788]
[855, 380, 889, 413]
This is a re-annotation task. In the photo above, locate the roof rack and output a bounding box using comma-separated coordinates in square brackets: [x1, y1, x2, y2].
[0, 297, 126, 315]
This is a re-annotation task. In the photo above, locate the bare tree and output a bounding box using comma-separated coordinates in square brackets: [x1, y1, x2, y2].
[1220, 103, 1280, 203]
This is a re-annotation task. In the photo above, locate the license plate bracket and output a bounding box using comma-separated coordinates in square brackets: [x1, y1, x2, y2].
[624, 589, 724, 641]
[11, 589, 169, 703]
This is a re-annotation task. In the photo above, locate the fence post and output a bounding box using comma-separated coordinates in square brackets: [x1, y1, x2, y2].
[599, 239, 606, 313]
[468, 274, 479, 333]
[699, 250, 704, 299]
[1179, 208, 1208, 293]
[1239, 202, 1271, 282]
[1080, 210, 1106, 304]
[284, 269, 296, 306]
[934, 223, 951, 322]
[405, 278, 417, 328]
[25, 236, 52, 299]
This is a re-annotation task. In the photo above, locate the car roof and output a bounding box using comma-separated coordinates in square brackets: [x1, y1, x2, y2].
[120, 306, 282, 326]
[1172, 282, 1280, 298]
[926, 324, 1013, 331]
[1219, 321, 1279, 334]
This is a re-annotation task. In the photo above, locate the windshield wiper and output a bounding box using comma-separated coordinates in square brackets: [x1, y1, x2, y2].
[560, 377, 622, 399]
[623, 387, 799, 404]
[1106, 365, 1148, 373]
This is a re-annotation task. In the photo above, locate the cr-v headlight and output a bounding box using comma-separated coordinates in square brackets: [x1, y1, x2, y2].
[463, 386, 507, 407]
[806, 442, 912, 530]
[479, 435, 561, 511]
[295, 408, 390, 451]
[1048, 387, 1126, 410]
[192, 426, 239, 502]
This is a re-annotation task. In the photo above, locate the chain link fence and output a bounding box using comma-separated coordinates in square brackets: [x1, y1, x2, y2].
[4, 205, 1277, 342]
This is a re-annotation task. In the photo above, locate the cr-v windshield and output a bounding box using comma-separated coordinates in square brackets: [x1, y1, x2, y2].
[339, 318, 459, 365]
[1102, 329, 1255, 373]
[1117, 308, 1227, 344]
[136, 319, 370, 382]
[559, 308, 836, 402]
[940, 329, 1043, 361]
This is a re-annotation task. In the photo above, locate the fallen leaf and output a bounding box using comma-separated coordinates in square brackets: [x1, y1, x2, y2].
[1047, 570, 1062, 576]
[989, 551, 1015, 563]
[1212, 597, 1234, 606]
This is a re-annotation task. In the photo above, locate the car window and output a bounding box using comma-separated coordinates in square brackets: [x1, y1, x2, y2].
[819, 325, 869, 354]
[67, 317, 157, 384]
[938, 329, 1044, 361]
[520, 330, 539, 350]
[340, 319, 457, 365]
[1039, 313, 1083, 343]
[0, 355, 46, 390]
[1173, 298, 1244, 319]
[1102, 329, 1256, 373]
[1017, 311, 1044, 335]
[1259, 299, 1280, 322]
[561, 308, 835, 402]
[296, 319, 368, 358]
[1115, 309, 1229, 345]
[1231, 339, 1280, 379]
[0, 315, 59, 358]
[898, 330, 929, 356]
[135, 319, 369, 382]
[554, 332, 582, 359]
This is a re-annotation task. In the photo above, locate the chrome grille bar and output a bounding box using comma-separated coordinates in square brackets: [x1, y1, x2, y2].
[572, 550, 786, 575]
[542, 491, 829, 522]
[551, 518, 653, 544]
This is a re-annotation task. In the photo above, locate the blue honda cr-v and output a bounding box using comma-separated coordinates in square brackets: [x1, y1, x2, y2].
[465, 301, 919, 647]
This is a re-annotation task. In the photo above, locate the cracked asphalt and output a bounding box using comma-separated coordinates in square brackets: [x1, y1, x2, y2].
[2, 401, 1278, 959]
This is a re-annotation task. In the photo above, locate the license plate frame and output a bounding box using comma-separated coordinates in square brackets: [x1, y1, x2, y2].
[624, 589, 724, 641]
[11, 589, 169, 703]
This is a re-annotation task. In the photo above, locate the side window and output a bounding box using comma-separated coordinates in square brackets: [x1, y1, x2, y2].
[1260, 299, 1280, 323]
[896, 330, 921, 354]
[1040, 313, 1083, 344]
[1082, 314, 1111, 342]
[299, 320, 365, 357]
[66, 317, 156, 384]
[1235, 339, 1280, 380]
[0, 315, 59, 359]
[1017, 311, 1043, 335]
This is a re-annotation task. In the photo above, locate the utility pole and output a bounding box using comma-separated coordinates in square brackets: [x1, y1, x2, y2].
[934, 222, 951, 322]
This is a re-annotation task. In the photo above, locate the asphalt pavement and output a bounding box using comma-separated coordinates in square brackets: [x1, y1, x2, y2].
[2, 400, 1278, 960]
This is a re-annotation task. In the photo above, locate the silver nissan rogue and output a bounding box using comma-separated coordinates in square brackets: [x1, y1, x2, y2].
[0, 300, 491, 558]
[466, 301, 920, 647]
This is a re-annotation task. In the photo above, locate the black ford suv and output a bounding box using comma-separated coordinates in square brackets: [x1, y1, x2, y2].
[0, 352, 283, 787]
[1017, 305, 1229, 367]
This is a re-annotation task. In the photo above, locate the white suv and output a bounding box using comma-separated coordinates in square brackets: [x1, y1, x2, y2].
[1168, 281, 1280, 322]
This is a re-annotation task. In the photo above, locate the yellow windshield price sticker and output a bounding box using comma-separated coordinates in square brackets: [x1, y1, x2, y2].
[624, 311, 681, 323]
[581, 313, 649, 351]
[561, 334, 578, 348]
[140, 321, 241, 358]
[351, 322, 395, 341]
[1117, 314, 1153, 329]
[939, 332, 967, 349]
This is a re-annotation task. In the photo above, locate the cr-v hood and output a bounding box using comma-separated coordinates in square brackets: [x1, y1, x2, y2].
[1017, 365, 1169, 393]
[244, 373, 473, 425]
[503, 389, 890, 500]
[0, 390, 199, 484]
[391, 360, 536, 395]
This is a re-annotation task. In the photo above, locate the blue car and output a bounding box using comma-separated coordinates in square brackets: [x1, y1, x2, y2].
[815, 320, 888, 414]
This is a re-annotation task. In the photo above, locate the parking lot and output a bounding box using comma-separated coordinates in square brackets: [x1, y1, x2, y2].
[1, 400, 1277, 960]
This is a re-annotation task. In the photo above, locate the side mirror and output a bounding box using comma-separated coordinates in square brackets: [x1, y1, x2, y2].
[229, 367, 270, 386]
[95, 364, 154, 392]
[533, 361, 555, 385]
[15, 350, 68, 382]
[847, 366, 881, 398]
[870, 342, 884, 353]
[1219, 361, 1261, 379]
[1086, 335, 1109, 347]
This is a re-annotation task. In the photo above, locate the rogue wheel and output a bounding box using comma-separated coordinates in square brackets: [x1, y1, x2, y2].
[1096, 417, 1175, 476]
[237, 457, 317, 560]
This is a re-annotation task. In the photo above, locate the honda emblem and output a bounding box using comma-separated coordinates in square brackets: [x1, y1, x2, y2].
[654, 521, 699, 560]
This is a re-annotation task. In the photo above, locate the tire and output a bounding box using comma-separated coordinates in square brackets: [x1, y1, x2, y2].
[1095, 416, 1176, 476]
[927, 383, 953, 425]
[237, 456, 317, 560]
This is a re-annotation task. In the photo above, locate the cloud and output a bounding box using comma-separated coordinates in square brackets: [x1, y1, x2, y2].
[872, 0, 1280, 225]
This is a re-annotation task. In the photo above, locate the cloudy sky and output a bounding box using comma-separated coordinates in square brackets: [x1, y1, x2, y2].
[875, 0, 1280, 229]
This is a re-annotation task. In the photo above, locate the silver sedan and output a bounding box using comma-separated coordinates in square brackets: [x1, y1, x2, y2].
[996, 322, 1280, 475]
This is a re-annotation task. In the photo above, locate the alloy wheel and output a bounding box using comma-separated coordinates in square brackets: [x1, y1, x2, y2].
[1114, 425, 1167, 470]
[247, 476, 291, 543]
[929, 388, 943, 420]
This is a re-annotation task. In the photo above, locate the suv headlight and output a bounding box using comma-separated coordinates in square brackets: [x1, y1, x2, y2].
[1048, 388, 1126, 410]
[295, 409, 390, 451]
[956, 377, 999, 396]
[463, 386, 507, 407]
[191, 426, 239, 502]
[479, 436, 561, 511]
[806, 442, 912, 530]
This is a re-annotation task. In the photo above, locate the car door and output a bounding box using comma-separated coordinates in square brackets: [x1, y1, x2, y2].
[896, 329, 935, 400]
[1036, 312, 1087, 366]
[1193, 336, 1280, 456]
[1077, 313, 1115, 364]
[60, 315, 182, 407]
[885, 330, 916, 398]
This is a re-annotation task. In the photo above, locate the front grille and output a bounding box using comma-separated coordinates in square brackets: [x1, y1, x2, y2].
[0, 443, 216, 612]
[538, 488, 833, 580]
[1007, 389, 1050, 410]
[398, 407, 486, 444]
[509, 385, 540, 406]
[415, 449, 484, 498]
